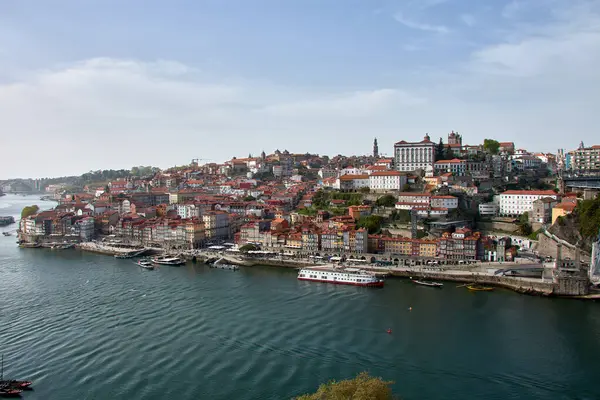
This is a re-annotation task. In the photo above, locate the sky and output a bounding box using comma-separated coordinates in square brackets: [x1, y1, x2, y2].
[1, 0, 600, 179]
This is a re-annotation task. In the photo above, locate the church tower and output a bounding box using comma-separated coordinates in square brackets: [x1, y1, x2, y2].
[373, 138, 379, 158]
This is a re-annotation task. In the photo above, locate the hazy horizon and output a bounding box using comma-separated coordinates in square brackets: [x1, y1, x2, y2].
[2, 0, 599, 179]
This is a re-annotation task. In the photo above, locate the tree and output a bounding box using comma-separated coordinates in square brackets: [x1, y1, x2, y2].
[376, 195, 397, 208]
[294, 372, 394, 400]
[21, 205, 39, 219]
[239, 244, 259, 252]
[436, 138, 445, 161]
[483, 139, 500, 155]
[243, 195, 256, 202]
[517, 212, 533, 236]
[357, 215, 383, 234]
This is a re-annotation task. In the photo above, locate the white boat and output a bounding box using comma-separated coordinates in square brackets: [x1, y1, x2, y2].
[138, 259, 155, 270]
[210, 263, 239, 271]
[298, 267, 384, 287]
[151, 255, 186, 266]
[412, 279, 443, 288]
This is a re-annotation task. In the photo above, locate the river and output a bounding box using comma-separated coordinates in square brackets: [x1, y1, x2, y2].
[1, 194, 599, 399]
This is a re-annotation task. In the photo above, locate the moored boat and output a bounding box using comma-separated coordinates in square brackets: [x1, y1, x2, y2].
[467, 284, 494, 291]
[151, 255, 186, 266]
[1, 380, 32, 389]
[412, 279, 443, 288]
[210, 263, 239, 270]
[298, 267, 384, 287]
[137, 259, 155, 270]
[0, 386, 22, 397]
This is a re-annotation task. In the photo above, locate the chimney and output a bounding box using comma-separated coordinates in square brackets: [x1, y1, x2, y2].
[556, 243, 562, 266]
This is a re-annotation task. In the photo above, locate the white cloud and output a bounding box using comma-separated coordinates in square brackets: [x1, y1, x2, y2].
[394, 12, 450, 34]
[460, 14, 476, 27]
[0, 58, 428, 178]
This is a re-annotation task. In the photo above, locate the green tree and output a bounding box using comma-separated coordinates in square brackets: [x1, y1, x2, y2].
[239, 244, 259, 252]
[294, 372, 394, 400]
[357, 215, 383, 234]
[376, 195, 397, 208]
[517, 212, 533, 236]
[243, 195, 256, 202]
[436, 137, 445, 160]
[21, 205, 39, 219]
[483, 139, 501, 155]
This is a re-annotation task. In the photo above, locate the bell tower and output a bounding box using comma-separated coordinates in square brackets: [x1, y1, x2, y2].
[373, 138, 379, 158]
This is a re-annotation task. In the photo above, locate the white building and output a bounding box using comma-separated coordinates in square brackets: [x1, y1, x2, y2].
[177, 204, 202, 219]
[318, 167, 338, 179]
[394, 134, 436, 172]
[337, 174, 370, 191]
[368, 171, 407, 191]
[479, 203, 499, 217]
[395, 192, 432, 210]
[495, 190, 559, 216]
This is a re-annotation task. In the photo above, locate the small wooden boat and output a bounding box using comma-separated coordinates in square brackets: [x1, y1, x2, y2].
[0, 380, 32, 389]
[0, 386, 22, 397]
[412, 279, 443, 288]
[467, 284, 494, 291]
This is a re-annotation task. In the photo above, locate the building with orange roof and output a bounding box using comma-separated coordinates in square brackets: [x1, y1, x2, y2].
[552, 202, 577, 225]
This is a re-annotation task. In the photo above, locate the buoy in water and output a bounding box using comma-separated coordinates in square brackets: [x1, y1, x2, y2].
[408, 307, 412, 311]
[386, 328, 392, 334]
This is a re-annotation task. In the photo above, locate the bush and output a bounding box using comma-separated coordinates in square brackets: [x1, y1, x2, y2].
[239, 244, 259, 252]
[294, 372, 395, 400]
[376, 195, 396, 208]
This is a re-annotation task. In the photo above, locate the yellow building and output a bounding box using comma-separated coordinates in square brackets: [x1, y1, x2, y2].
[551, 202, 576, 225]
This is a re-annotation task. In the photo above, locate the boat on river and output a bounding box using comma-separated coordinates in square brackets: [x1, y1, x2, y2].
[137, 259, 155, 270]
[298, 266, 384, 287]
[210, 257, 239, 270]
[412, 279, 443, 288]
[1, 354, 32, 395]
[151, 255, 186, 266]
[467, 284, 494, 292]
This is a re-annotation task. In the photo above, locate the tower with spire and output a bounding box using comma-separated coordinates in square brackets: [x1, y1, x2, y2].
[373, 138, 379, 158]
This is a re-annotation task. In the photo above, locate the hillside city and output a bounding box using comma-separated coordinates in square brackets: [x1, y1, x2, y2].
[2, 132, 600, 292]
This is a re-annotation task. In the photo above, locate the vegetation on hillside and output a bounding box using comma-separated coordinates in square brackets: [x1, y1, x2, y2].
[312, 190, 363, 208]
[21, 205, 39, 219]
[517, 212, 533, 236]
[483, 139, 500, 155]
[80, 169, 131, 183]
[357, 215, 383, 234]
[577, 196, 600, 239]
[375, 194, 397, 208]
[294, 372, 395, 400]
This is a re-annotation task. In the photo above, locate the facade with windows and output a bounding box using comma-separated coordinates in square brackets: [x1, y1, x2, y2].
[495, 190, 559, 216]
[394, 134, 436, 172]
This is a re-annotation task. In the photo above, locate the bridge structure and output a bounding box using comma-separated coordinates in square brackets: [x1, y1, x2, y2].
[560, 170, 600, 190]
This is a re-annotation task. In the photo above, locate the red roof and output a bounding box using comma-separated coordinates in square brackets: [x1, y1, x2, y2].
[370, 171, 403, 176]
[501, 190, 557, 196]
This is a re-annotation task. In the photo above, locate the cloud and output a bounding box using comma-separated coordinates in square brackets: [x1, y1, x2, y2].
[0, 58, 428, 178]
[393, 12, 450, 34]
[460, 14, 475, 27]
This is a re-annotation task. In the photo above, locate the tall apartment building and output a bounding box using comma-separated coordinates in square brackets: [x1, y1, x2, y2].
[394, 134, 436, 172]
[571, 143, 600, 171]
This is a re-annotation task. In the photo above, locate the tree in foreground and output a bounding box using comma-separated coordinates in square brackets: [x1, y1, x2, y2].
[294, 372, 395, 400]
[21, 205, 40, 219]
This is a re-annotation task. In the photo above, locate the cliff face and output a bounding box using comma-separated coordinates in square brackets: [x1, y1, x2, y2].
[548, 213, 594, 254]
